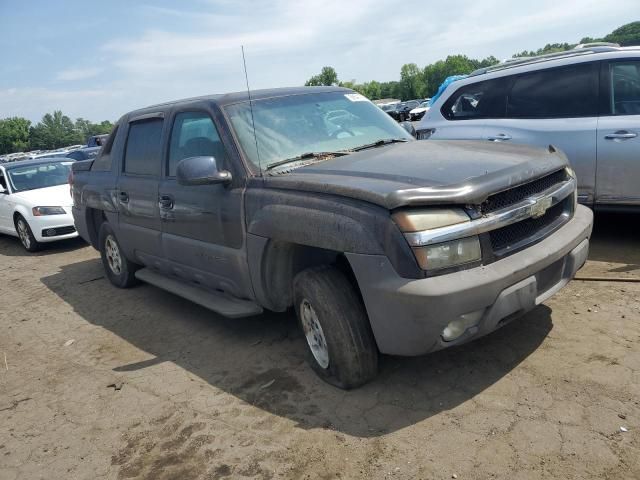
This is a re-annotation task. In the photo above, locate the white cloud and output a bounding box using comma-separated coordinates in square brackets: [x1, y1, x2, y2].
[1, 0, 636, 122]
[56, 67, 103, 81]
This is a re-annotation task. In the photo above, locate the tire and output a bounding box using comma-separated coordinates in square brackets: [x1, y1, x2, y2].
[98, 222, 139, 288]
[293, 266, 378, 389]
[14, 215, 41, 252]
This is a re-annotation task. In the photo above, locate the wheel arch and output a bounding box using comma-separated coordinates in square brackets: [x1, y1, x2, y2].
[247, 235, 362, 313]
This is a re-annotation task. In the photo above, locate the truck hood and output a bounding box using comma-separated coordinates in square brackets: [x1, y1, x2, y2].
[264, 140, 568, 210]
[10, 184, 73, 208]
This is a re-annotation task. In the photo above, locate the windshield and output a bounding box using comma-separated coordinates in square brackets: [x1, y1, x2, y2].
[7, 161, 73, 192]
[225, 91, 413, 170]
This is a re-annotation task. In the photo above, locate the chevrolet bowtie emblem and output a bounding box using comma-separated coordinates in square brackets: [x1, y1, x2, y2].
[530, 196, 553, 218]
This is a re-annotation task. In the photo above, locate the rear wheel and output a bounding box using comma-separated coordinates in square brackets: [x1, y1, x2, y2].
[99, 222, 139, 288]
[15, 215, 41, 252]
[293, 266, 378, 389]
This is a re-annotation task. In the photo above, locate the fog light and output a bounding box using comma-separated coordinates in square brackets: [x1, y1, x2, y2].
[441, 310, 485, 342]
[46, 228, 56, 237]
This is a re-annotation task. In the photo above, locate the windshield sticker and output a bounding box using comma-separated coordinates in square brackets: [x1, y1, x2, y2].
[344, 93, 367, 102]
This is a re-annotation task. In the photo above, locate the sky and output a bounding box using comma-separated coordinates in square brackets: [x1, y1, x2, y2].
[0, 0, 636, 123]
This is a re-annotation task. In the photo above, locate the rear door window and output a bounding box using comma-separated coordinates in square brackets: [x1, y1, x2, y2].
[124, 119, 163, 176]
[609, 61, 640, 115]
[441, 77, 508, 120]
[507, 63, 599, 118]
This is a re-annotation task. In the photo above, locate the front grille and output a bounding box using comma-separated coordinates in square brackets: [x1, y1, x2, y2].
[42, 226, 76, 237]
[481, 169, 567, 214]
[489, 200, 566, 254]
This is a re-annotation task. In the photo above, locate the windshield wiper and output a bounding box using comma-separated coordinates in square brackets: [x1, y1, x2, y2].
[265, 151, 351, 171]
[351, 138, 409, 152]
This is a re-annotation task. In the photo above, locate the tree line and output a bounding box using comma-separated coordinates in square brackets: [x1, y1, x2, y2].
[0, 111, 114, 155]
[305, 21, 640, 101]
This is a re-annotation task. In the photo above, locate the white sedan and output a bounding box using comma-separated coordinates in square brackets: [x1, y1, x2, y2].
[0, 158, 78, 252]
[409, 100, 431, 121]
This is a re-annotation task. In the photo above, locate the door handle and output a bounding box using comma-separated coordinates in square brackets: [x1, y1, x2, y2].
[604, 130, 637, 140]
[119, 191, 129, 203]
[487, 133, 512, 142]
[159, 194, 174, 210]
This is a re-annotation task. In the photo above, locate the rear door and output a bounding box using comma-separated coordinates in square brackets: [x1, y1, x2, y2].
[479, 62, 599, 204]
[429, 76, 509, 140]
[116, 114, 165, 263]
[596, 59, 640, 206]
[158, 109, 247, 297]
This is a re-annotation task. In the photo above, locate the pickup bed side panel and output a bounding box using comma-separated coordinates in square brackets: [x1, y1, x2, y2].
[72, 120, 125, 252]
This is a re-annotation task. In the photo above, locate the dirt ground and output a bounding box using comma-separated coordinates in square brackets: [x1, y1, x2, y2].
[1, 212, 639, 480]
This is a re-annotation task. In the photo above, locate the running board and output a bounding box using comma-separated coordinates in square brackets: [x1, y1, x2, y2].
[135, 268, 263, 318]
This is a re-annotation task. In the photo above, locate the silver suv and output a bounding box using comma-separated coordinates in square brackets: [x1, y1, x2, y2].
[417, 44, 640, 209]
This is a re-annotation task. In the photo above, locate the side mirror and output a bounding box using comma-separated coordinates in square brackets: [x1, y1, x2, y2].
[176, 156, 232, 186]
[0, 184, 6, 194]
[400, 121, 417, 138]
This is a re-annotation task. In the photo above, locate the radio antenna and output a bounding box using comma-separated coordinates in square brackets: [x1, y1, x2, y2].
[241, 45, 261, 173]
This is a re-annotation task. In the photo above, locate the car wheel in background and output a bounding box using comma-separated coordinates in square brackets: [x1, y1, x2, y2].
[98, 222, 139, 288]
[293, 266, 378, 389]
[15, 215, 41, 252]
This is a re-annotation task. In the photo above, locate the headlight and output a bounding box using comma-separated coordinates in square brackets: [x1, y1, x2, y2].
[413, 236, 482, 270]
[32, 206, 66, 216]
[393, 208, 481, 271]
[392, 208, 469, 232]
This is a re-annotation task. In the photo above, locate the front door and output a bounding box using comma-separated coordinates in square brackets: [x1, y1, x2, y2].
[116, 116, 164, 263]
[596, 59, 640, 206]
[159, 110, 247, 297]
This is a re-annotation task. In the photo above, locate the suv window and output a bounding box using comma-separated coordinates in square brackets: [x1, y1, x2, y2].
[168, 112, 227, 177]
[507, 63, 598, 118]
[609, 61, 640, 115]
[441, 78, 508, 120]
[124, 119, 163, 176]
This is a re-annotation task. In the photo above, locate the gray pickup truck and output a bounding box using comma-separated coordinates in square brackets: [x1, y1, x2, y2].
[71, 86, 593, 389]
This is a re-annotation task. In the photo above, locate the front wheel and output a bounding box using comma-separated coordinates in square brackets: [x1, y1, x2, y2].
[15, 215, 41, 252]
[98, 222, 139, 288]
[293, 266, 378, 389]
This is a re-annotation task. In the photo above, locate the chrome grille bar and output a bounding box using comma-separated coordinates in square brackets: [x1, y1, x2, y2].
[404, 178, 576, 247]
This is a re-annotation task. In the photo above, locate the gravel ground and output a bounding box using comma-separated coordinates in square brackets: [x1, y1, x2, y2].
[1, 212, 639, 480]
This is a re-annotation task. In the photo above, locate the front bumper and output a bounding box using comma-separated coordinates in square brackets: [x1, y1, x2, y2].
[30, 212, 78, 243]
[346, 204, 593, 356]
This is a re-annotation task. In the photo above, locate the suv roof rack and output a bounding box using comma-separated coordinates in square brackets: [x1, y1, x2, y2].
[469, 44, 621, 77]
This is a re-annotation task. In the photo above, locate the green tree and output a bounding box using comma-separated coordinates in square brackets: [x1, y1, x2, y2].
[0, 117, 31, 154]
[604, 21, 640, 46]
[75, 118, 114, 143]
[513, 42, 574, 58]
[399, 63, 425, 100]
[305, 66, 339, 86]
[423, 55, 477, 97]
[29, 111, 80, 150]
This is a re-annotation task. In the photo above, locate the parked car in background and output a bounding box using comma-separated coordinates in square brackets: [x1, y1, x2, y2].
[417, 44, 640, 210]
[71, 86, 592, 388]
[393, 100, 421, 122]
[409, 100, 431, 121]
[66, 147, 101, 161]
[0, 158, 78, 251]
[87, 134, 109, 148]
